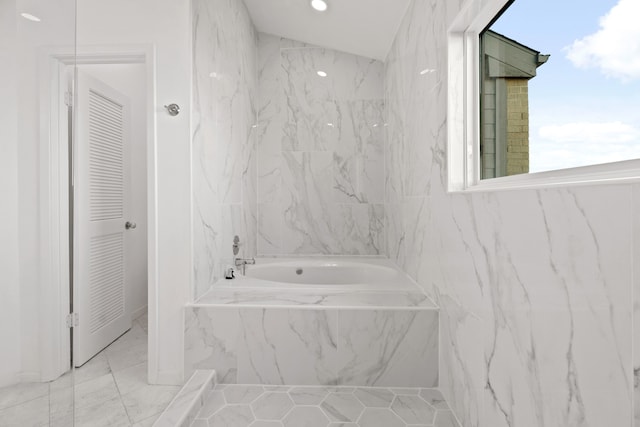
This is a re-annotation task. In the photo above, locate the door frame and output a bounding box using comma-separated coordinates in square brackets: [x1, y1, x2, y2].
[38, 44, 157, 382]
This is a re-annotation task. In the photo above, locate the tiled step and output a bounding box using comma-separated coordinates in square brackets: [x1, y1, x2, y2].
[154, 370, 216, 427]
[189, 384, 461, 427]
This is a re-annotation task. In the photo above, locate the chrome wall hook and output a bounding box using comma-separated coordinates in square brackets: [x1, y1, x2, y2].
[164, 103, 180, 116]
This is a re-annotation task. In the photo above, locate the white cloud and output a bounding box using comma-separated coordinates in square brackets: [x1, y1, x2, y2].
[539, 121, 640, 144]
[531, 121, 640, 172]
[565, 0, 640, 81]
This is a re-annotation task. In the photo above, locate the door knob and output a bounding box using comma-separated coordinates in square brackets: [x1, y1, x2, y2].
[125, 221, 137, 230]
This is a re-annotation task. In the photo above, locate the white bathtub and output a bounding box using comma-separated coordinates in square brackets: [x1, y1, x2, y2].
[222, 257, 420, 291]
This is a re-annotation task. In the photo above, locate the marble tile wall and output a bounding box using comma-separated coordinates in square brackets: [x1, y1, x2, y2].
[192, 0, 258, 299]
[184, 306, 438, 388]
[386, 0, 637, 426]
[635, 185, 640, 426]
[256, 34, 385, 256]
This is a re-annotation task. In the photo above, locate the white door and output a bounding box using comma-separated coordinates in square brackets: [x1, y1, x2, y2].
[73, 70, 133, 367]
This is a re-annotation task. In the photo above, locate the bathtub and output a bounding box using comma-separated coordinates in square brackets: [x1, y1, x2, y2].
[221, 257, 420, 291]
[187, 256, 440, 387]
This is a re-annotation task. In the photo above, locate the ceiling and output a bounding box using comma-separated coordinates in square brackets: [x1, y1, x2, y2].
[242, 0, 412, 61]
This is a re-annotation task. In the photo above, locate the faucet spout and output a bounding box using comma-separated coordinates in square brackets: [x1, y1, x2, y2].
[234, 257, 255, 275]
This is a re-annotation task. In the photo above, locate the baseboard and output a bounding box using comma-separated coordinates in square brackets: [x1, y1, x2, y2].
[19, 371, 42, 383]
[154, 370, 184, 386]
[0, 371, 47, 387]
[132, 305, 148, 321]
[0, 372, 21, 388]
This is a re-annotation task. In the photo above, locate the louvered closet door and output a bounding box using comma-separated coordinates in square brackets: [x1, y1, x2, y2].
[74, 71, 132, 367]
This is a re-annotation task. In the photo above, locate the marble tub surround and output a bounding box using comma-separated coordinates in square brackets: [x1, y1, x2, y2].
[193, 288, 435, 309]
[192, 0, 258, 300]
[184, 305, 438, 387]
[185, 257, 438, 387]
[189, 385, 461, 427]
[256, 34, 385, 256]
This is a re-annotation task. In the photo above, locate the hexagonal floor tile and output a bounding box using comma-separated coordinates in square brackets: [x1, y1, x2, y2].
[419, 389, 449, 410]
[289, 387, 329, 405]
[354, 388, 395, 408]
[320, 393, 364, 423]
[434, 410, 461, 427]
[197, 390, 225, 418]
[264, 386, 291, 392]
[391, 395, 436, 424]
[209, 405, 254, 426]
[250, 421, 284, 427]
[358, 408, 405, 427]
[390, 388, 420, 395]
[224, 385, 265, 404]
[251, 392, 295, 420]
[283, 406, 329, 427]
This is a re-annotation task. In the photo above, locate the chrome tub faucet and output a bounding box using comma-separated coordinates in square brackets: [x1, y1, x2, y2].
[234, 257, 255, 275]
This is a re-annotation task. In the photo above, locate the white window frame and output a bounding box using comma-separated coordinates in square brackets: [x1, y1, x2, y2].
[447, 0, 640, 193]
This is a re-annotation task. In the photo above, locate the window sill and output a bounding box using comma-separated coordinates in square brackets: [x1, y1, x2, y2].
[451, 159, 640, 193]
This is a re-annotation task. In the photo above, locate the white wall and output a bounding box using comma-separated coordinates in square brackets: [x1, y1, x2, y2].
[76, 0, 192, 384]
[8, 0, 76, 382]
[79, 63, 149, 316]
[0, 0, 22, 387]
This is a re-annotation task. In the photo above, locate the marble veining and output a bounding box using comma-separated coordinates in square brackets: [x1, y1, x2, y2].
[184, 305, 438, 388]
[0, 314, 175, 426]
[192, 288, 435, 309]
[192, 0, 258, 300]
[386, 0, 637, 425]
[153, 370, 216, 427]
[257, 34, 386, 256]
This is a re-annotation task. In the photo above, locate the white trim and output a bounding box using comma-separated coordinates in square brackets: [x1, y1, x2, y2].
[38, 50, 74, 382]
[463, 158, 640, 192]
[18, 372, 42, 383]
[0, 373, 21, 388]
[132, 305, 148, 321]
[146, 45, 160, 385]
[446, 0, 640, 193]
[39, 44, 158, 384]
[155, 370, 185, 385]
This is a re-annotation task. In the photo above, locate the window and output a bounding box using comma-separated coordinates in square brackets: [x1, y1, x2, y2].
[448, 0, 640, 190]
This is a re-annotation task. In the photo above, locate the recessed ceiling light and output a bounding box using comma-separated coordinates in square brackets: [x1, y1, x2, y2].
[311, 0, 328, 12]
[317, 71, 327, 77]
[20, 12, 41, 22]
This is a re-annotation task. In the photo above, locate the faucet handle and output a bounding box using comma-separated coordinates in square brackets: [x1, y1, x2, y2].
[233, 235, 240, 256]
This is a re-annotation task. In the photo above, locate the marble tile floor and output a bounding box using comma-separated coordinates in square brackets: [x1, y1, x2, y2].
[0, 312, 181, 427]
[190, 384, 461, 427]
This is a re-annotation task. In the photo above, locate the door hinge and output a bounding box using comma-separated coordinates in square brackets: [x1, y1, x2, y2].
[64, 91, 73, 107]
[66, 313, 79, 328]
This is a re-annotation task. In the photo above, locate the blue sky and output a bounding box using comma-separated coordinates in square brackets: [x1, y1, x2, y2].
[490, 0, 640, 173]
